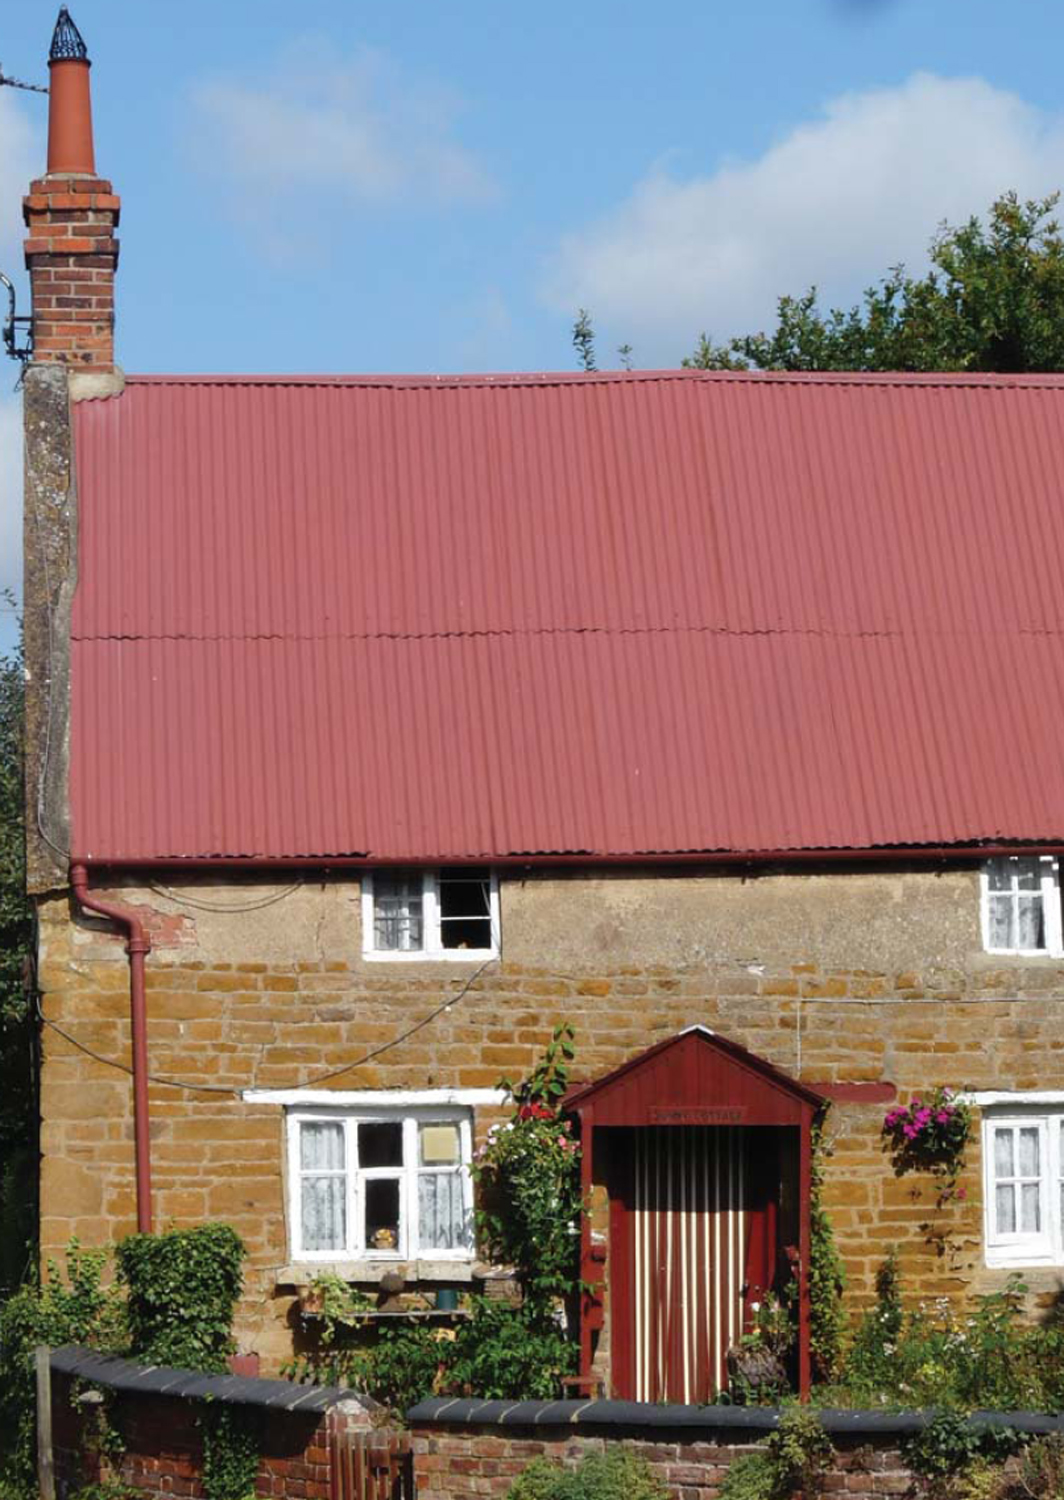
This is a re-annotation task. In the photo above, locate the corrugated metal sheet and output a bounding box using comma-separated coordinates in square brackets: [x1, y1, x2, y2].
[68, 369, 1064, 860]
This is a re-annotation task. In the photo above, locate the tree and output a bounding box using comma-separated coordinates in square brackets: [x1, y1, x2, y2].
[571, 309, 597, 372]
[0, 608, 36, 1295]
[685, 192, 1064, 373]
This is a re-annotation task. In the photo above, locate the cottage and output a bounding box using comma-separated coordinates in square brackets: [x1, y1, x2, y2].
[21, 8, 1064, 1399]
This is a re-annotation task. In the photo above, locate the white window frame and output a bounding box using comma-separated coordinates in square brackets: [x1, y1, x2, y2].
[980, 855, 1063, 956]
[287, 1105, 476, 1264]
[982, 1107, 1063, 1267]
[361, 869, 500, 962]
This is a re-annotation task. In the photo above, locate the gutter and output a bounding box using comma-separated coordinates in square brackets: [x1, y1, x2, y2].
[69, 863, 153, 1233]
[68, 843, 1064, 873]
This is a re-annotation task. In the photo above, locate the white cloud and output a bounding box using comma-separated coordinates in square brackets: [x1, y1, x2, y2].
[543, 74, 1064, 364]
[189, 39, 493, 257]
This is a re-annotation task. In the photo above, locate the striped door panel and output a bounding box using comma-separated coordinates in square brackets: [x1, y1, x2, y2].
[631, 1127, 746, 1404]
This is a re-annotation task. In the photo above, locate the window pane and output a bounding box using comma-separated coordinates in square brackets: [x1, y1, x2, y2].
[360, 1121, 403, 1168]
[988, 896, 1014, 949]
[1018, 896, 1046, 951]
[373, 873, 424, 951]
[419, 1172, 468, 1250]
[1021, 1182, 1042, 1234]
[438, 868, 492, 950]
[994, 1129, 1015, 1180]
[1019, 1127, 1041, 1179]
[987, 857, 1011, 892]
[996, 1183, 1016, 1235]
[301, 1120, 345, 1172]
[420, 1122, 460, 1166]
[1015, 858, 1042, 891]
[301, 1176, 346, 1252]
[365, 1178, 401, 1251]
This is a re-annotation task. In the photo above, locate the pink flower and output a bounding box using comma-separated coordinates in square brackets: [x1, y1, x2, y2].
[903, 1124, 919, 1139]
[936, 1111, 949, 1125]
[955, 1187, 967, 1201]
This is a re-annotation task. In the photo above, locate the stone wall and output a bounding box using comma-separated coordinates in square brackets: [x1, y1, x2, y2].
[35, 863, 1064, 1367]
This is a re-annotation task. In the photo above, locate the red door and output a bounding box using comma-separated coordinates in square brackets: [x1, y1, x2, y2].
[608, 1126, 780, 1402]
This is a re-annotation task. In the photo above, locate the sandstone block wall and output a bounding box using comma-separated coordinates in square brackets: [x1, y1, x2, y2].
[35, 864, 1064, 1367]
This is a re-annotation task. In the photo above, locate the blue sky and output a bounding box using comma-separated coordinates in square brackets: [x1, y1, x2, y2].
[2, 0, 1064, 650]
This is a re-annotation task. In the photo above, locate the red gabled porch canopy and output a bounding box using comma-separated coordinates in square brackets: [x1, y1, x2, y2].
[567, 1028, 825, 1402]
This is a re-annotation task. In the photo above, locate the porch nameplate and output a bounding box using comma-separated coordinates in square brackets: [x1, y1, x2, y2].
[648, 1106, 748, 1124]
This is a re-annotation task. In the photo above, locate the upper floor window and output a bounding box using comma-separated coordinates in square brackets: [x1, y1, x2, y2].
[983, 1108, 1064, 1266]
[362, 868, 499, 961]
[288, 1108, 474, 1262]
[982, 856, 1062, 956]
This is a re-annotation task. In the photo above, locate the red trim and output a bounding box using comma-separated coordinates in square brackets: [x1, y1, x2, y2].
[811, 1082, 897, 1103]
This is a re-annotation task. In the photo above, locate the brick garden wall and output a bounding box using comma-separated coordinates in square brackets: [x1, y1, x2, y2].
[35, 865, 1064, 1368]
[52, 1371, 344, 1500]
[410, 1425, 915, 1500]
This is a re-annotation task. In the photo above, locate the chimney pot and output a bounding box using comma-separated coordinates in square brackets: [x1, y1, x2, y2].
[24, 9, 119, 368]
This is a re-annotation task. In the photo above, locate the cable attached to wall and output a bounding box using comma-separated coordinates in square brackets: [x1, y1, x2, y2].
[36, 949, 499, 1097]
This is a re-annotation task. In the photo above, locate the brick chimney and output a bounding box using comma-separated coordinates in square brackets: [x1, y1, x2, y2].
[22, 7, 120, 368]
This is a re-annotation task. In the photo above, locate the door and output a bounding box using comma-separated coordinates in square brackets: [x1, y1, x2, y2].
[608, 1126, 781, 1403]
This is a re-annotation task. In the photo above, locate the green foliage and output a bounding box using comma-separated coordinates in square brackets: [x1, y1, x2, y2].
[116, 1223, 245, 1374]
[199, 1405, 262, 1500]
[901, 1412, 1023, 1485]
[843, 1251, 903, 1397]
[719, 1453, 781, 1500]
[719, 1411, 834, 1500]
[477, 1023, 584, 1306]
[507, 1449, 667, 1500]
[0, 609, 37, 1296]
[117, 1224, 255, 1500]
[684, 193, 1064, 374]
[450, 1300, 576, 1400]
[809, 1124, 846, 1383]
[0, 1242, 126, 1500]
[838, 1262, 1064, 1413]
[882, 1089, 972, 1208]
[572, 310, 597, 372]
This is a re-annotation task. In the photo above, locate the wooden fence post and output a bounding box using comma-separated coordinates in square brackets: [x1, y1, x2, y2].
[36, 1345, 55, 1500]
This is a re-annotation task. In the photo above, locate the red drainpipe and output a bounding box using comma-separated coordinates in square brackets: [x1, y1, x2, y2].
[69, 862, 153, 1233]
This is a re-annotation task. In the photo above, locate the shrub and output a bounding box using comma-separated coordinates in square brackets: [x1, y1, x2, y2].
[116, 1223, 256, 1500]
[507, 1450, 667, 1500]
[719, 1411, 834, 1500]
[473, 1023, 584, 1306]
[116, 1222, 245, 1373]
[0, 1242, 126, 1500]
[451, 1301, 576, 1400]
[809, 1123, 846, 1383]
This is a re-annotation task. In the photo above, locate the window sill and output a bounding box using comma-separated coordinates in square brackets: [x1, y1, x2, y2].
[361, 951, 498, 964]
[276, 1259, 476, 1286]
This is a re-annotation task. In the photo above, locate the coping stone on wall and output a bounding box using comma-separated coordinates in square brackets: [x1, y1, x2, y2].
[407, 1397, 1064, 1436]
[49, 1345, 373, 1414]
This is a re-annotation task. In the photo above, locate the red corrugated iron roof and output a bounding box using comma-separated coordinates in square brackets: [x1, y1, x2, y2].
[69, 368, 1064, 861]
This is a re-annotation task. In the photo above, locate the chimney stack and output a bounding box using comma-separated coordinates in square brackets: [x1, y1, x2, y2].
[23, 7, 120, 368]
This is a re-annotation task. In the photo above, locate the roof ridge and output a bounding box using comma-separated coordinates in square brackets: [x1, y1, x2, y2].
[121, 369, 1064, 391]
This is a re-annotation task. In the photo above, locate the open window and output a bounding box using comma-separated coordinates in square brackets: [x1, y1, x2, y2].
[362, 868, 499, 960]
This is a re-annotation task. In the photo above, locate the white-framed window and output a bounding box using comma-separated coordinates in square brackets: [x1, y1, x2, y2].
[982, 1108, 1064, 1266]
[981, 856, 1062, 956]
[362, 868, 499, 961]
[287, 1107, 475, 1262]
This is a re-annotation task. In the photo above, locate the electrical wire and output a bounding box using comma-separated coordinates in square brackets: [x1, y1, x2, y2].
[147, 882, 302, 914]
[35, 950, 499, 1096]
